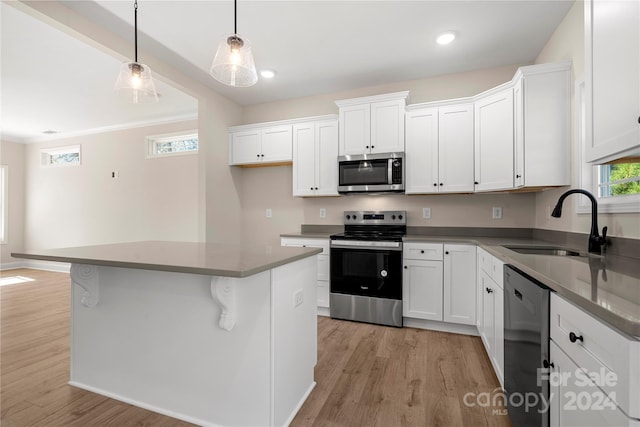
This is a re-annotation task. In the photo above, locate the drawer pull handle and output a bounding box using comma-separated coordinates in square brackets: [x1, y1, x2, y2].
[569, 332, 583, 343]
[420, 250, 425, 254]
[543, 360, 554, 369]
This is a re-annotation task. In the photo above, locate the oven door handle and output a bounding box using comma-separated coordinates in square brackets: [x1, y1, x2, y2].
[330, 240, 403, 251]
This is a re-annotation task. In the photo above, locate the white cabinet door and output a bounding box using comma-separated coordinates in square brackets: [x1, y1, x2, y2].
[514, 63, 571, 188]
[371, 99, 405, 153]
[586, 0, 640, 162]
[405, 108, 439, 194]
[474, 88, 514, 191]
[261, 125, 292, 163]
[315, 120, 339, 196]
[493, 282, 504, 387]
[443, 244, 476, 325]
[439, 104, 475, 192]
[339, 104, 370, 155]
[480, 270, 496, 358]
[549, 341, 636, 427]
[292, 123, 317, 196]
[230, 130, 261, 164]
[402, 259, 443, 321]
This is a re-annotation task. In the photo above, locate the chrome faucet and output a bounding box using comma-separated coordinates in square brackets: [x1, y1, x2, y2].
[551, 189, 608, 255]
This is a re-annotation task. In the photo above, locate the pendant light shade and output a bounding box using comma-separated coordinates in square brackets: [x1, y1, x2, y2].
[210, 0, 257, 87]
[114, 0, 158, 103]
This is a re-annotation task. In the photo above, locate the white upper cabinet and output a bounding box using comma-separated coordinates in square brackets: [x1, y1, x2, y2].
[513, 62, 571, 188]
[229, 124, 292, 166]
[585, 0, 640, 163]
[292, 119, 339, 197]
[405, 103, 474, 194]
[336, 92, 408, 155]
[474, 87, 514, 192]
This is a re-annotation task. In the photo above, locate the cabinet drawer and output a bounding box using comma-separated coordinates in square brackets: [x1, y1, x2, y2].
[550, 294, 640, 418]
[404, 242, 443, 260]
[280, 237, 329, 254]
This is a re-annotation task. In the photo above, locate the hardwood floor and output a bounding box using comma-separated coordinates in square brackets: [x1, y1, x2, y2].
[1, 269, 511, 427]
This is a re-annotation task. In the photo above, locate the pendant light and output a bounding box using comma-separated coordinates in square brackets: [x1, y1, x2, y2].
[210, 0, 258, 87]
[114, 0, 158, 103]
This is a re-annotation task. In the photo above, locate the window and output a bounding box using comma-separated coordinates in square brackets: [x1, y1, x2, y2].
[0, 165, 7, 244]
[147, 131, 198, 158]
[598, 162, 640, 198]
[576, 79, 640, 213]
[40, 145, 81, 167]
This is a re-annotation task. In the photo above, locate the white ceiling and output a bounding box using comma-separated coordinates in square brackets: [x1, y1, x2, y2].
[1, 0, 574, 143]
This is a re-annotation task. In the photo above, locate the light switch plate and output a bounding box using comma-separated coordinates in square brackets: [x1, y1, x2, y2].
[492, 207, 503, 220]
[266, 208, 272, 218]
[422, 207, 431, 219]
[319, 208, 326, 218]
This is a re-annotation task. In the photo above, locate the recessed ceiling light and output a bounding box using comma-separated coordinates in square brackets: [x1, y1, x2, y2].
[436, 32, 456, 45]
[260, 69, 276, 79]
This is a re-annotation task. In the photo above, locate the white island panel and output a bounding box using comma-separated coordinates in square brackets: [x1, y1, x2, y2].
[69, 256, 317, 427]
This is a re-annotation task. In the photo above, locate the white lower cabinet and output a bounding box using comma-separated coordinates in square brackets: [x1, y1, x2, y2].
[403, 258, 444, 320]
[403, 243, 477, 327]
[280, 237, 330, 309]
[549, 293, 640, 424]
[549, 341, 640, 427]
[476, 247, 505, 387]
[443, 244, 476, 325]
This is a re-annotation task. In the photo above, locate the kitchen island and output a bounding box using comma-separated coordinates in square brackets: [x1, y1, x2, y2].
[12, 241, 321, 427]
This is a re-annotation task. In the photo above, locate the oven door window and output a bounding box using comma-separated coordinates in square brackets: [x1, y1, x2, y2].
[339, 159, 389, 186]
[330, 247, 402, 300]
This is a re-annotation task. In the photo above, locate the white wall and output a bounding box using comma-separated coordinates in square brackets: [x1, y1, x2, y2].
[533, 1, 639, 240]
[23, 121, 199, 250]
[0, 140, 26, 266]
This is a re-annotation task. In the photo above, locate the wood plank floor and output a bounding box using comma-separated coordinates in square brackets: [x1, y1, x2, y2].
[1, 269, 511, 427]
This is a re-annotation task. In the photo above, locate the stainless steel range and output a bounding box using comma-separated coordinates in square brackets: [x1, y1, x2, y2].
[329, 210, 406, 327]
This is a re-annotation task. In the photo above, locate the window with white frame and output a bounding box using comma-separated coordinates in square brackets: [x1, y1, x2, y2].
[0, 165, 7, 244]
[147, 131, 198, 158]
[40, 145, 81, 167]
[576, 80, 640, 213]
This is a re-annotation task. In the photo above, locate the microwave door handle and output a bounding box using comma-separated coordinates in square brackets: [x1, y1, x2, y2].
[388, 159, 393, 184]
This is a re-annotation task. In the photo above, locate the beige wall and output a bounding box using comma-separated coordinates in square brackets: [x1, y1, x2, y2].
[240, 64, 536, 242]
[534, 1, 639, 240]
[23, 121, 199, 250]
[1, 140, 26, 265]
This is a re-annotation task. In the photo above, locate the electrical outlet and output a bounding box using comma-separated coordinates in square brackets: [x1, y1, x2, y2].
[266, 208, 272, 218]
[492, 207, 503, 220]
[546, 205, 551, 220]
[111, 171, 119, 179]
[422, 207, 431, 219]
[294, 289, 303, 307]
[319, 208, 326, 218]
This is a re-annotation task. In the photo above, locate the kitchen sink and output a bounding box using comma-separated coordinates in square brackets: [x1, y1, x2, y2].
[502, 246, 584, 257]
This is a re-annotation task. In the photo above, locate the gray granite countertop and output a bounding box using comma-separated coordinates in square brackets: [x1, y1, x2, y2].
[282, 230, 640, 338]
[12, 241, 322, 278]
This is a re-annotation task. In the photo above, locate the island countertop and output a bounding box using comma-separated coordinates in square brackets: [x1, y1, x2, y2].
[12, 241, 322, 278]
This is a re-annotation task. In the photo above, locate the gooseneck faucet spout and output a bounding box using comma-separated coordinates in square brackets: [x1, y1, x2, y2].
[551, 189, 608, 255]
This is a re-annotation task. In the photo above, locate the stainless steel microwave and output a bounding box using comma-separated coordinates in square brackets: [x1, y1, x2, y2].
[337, 152, 404, 194]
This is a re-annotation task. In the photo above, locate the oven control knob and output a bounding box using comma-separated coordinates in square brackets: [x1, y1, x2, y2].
[352, 215, 357, 220]
[346, 215, 351, 220]
[391, 215, 396, 220]
[398, 214, 403, 220]
[380, 270, 388, 278]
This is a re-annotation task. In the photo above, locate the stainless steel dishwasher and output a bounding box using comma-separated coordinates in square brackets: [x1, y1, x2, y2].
[504, 265, 552, 427]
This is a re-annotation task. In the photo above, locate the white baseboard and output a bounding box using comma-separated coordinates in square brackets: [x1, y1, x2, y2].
[281, 381, 316, 427]
[403, 317, 480, 336]
[1, 260, 70, 273]
[68, 381, 216, 427]
[317, 307, 330, 317]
